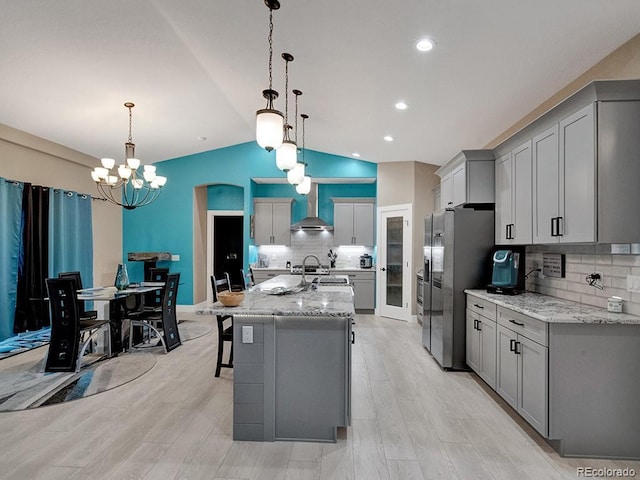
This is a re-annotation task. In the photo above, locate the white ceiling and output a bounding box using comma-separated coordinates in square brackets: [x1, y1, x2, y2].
[1, 1, 640, 167]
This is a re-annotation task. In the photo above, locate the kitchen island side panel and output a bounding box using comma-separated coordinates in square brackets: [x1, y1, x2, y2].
[548, 323, 640, 459]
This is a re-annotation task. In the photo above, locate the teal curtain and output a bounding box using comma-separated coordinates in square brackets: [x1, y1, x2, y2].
[0, 178, 24, 341]
[48, 189, 93, 288]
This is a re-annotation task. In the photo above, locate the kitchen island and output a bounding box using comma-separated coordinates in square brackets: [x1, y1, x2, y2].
[198, 275, 354, 442]
[466, 289, 640, 460]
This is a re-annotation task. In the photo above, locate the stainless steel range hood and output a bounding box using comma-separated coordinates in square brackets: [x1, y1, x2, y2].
[290, 183, 333, 231]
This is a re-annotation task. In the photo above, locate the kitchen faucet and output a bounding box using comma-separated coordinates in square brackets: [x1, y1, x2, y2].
[300, 254, 321, 286]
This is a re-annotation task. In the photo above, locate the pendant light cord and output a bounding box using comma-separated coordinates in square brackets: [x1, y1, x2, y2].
[268, 8, 274, 90]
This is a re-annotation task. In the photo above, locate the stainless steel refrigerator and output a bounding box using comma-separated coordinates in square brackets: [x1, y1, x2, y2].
[422, 207, 494, 370]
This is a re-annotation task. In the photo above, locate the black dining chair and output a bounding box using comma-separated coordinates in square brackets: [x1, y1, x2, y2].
[211, 274, 233, 377]
[58, 271, 98, 321]
[128, 273, 181, 353]
[45, 277, 111, 372]
[140, 267, 169, 316]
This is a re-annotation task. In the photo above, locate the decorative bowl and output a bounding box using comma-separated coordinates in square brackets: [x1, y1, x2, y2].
[217, 291, 244, 307]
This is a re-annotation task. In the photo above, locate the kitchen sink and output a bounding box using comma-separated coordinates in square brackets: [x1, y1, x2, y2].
[312, 275, 350, 285]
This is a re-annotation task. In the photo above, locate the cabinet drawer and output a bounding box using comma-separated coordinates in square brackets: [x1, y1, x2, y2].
[467, 296, 497, 321]
[497, 306, 548, 346]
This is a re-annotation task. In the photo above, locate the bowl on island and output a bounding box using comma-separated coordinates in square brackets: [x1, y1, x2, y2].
[217, 291, 244, 307]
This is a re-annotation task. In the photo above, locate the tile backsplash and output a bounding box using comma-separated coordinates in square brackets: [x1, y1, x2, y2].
[525, 246, 640, 316]
[255, 230, 374, 269]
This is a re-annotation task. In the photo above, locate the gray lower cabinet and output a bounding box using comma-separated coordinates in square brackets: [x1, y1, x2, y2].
[466, 306, 497, 389]
[496, 307, 548, 437]
[252, 269, 290, 284]
[344, 271, 375, 312]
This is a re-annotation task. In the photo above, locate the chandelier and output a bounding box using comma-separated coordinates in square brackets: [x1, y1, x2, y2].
[90, 102, 166, 210]
[255, 0, 284, 152]
[296, 113, 311, 195]
[275, 53, 298, 171]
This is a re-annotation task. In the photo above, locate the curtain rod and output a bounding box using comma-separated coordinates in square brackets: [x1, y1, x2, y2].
[2, 177, 104, 202]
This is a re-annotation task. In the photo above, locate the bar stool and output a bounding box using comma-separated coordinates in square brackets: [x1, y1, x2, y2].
[211, 273, 233, 377]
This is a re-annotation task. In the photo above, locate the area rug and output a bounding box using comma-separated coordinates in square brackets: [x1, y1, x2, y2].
[0, 351, 156, 412]
[0, 328, 51, 360]
[177, 319, 213, 341]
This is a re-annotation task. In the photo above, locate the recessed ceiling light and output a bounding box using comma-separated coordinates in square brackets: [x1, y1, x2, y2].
[196, 136, 207, 142]
[384, 135, 394, 142]
[395, 101, 408, 110]
[416, 38, 435, 52]
[352, 152, 361, 158]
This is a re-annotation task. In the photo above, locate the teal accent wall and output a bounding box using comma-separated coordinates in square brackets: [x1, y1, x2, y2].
[207, 184, 244, 210]
[122, 141, 377, 304]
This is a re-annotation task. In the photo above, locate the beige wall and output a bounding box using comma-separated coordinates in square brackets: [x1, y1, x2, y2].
[0, 123, 122, 287]
[487, 32, 640, 148]
[377, 161, 440, 315]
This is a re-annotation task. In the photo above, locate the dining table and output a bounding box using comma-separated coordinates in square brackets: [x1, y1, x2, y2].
[77, 282, 164, 355]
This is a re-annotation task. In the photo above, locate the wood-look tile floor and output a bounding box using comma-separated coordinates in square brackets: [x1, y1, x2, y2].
[0, 312, 638, 480]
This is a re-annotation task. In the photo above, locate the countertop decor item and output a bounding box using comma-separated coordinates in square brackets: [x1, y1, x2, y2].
[90, 102, 167, 210]
[217, 291, 245, 307]
[115, 263, 130, 291]
[328, 249, 337, 268]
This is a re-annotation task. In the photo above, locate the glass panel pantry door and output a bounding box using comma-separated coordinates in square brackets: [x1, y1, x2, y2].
[377, 204, 412, 321]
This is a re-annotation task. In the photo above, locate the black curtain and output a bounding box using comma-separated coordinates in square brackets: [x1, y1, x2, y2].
[14, 184, 50, 333]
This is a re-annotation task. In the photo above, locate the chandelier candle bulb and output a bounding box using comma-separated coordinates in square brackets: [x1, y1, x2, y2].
[101, 158, 115, 169]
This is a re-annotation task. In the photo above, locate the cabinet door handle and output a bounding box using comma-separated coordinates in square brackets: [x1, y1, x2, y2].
[509, 319, 525, 327]
[476, 320, 482, 331]
[550, 217, 556, 237]
[514, 341, 521, 355]
[509, 338, 516, 352]
[505, 224, 509, 240]
[473, 319, 478, 330]
[351, 331, 356, 344]
[473, 303, 484, 309]
[556, 216, 563, 236]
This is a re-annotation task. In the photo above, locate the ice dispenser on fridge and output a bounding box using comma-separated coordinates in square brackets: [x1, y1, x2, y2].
[487, 249, 521, 295]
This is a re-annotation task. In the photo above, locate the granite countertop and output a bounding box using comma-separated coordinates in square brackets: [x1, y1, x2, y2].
[251, 266, 375, 272]
[465, 289, 640, 325]
[198, 275, 355, 318]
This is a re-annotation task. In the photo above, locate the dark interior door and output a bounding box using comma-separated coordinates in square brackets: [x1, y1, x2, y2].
[214, 216, 244, 288]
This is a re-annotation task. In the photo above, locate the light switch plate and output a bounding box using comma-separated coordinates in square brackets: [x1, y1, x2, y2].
[242, 325, 253, 344]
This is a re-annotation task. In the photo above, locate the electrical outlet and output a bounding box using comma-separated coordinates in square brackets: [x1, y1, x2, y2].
[242, 325, 253, 344]
[627, 275, 640, 292]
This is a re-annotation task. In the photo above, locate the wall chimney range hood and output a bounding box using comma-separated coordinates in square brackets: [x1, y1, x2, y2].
[291, 183, 333, 231]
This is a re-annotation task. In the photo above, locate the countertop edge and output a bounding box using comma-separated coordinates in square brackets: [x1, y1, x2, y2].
[465, 289, 640, 325]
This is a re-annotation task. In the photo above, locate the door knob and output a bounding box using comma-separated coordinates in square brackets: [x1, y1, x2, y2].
[380, 267, 386, 272]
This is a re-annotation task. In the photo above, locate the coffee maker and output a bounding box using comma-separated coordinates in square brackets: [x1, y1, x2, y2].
[487, 249, 522, 295]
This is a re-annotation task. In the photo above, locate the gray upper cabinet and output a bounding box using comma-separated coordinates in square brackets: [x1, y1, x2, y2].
[254, 198, 293, 245]
[533, 105, 596, 243]
[436, 150, 495, 210]
[494, 79, 640, 245]
[495, 141, 532, 245]
[332, 199, 375, 246]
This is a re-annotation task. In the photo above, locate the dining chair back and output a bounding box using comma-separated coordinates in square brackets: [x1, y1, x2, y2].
[211, 272, 231, 302]
[210, 274, 233, 377]
[45, 277, 111, 372]
[58, 271, 98, 321]
[128, 273, 181, 353]
[143, 267, 169, 310]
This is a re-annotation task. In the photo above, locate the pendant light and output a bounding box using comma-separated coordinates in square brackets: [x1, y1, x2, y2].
[296, 113, 311, 195]
[275, 53, 298, 171]
[255, 0, 283, 152]
[287, 92, 305, 185]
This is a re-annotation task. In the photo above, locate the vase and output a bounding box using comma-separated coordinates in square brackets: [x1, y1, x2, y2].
[115, 263, 130, 290]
